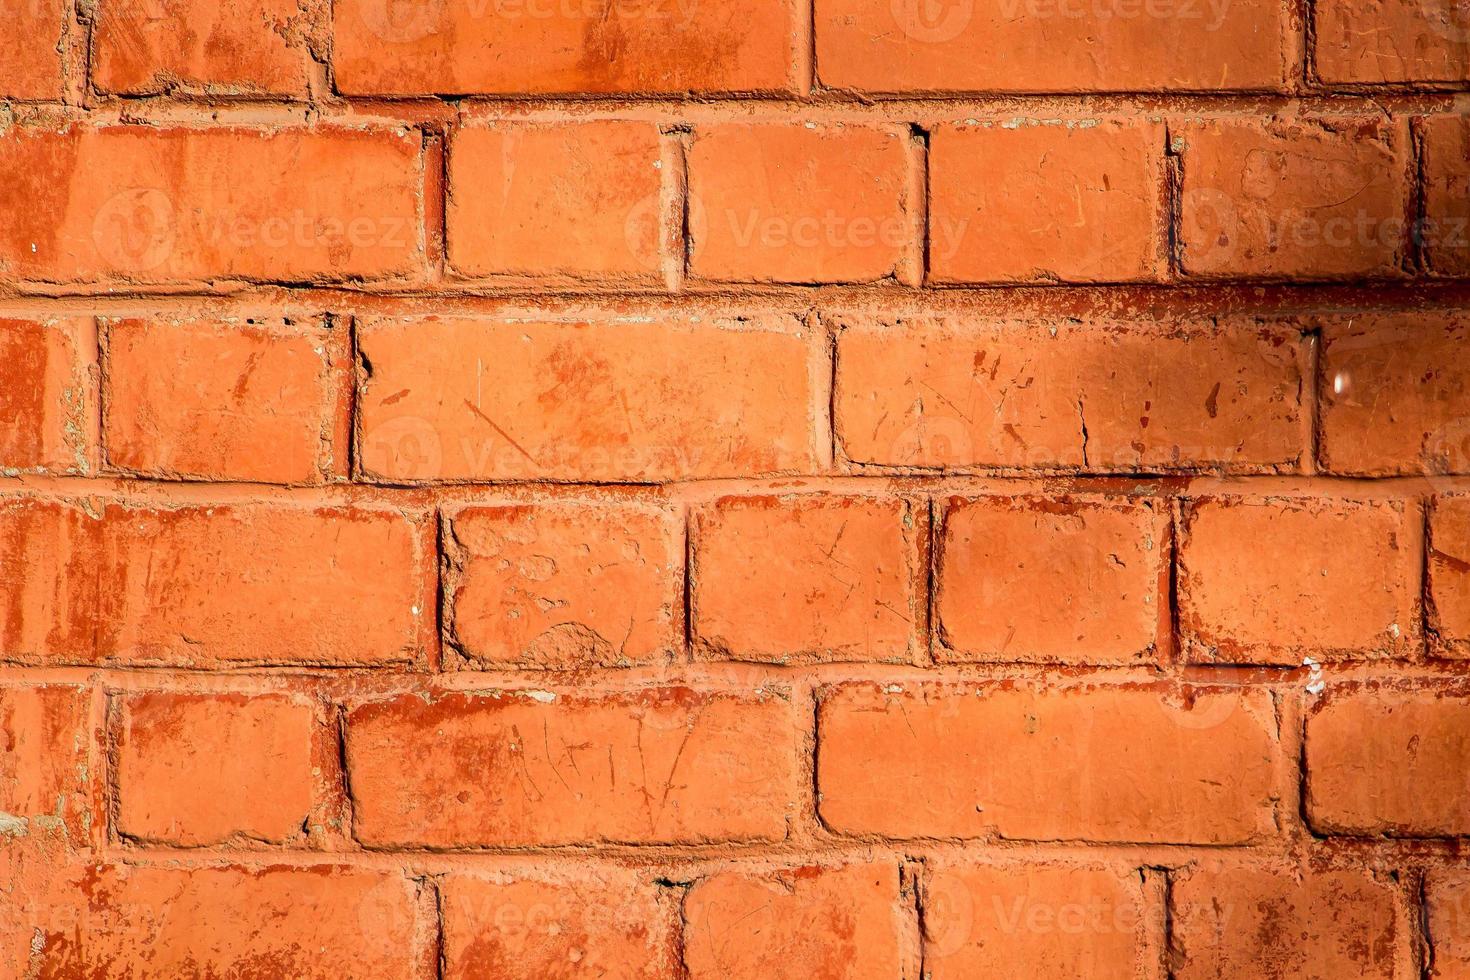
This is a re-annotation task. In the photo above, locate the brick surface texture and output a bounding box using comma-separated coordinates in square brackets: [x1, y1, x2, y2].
[0, 2, 1466, 977]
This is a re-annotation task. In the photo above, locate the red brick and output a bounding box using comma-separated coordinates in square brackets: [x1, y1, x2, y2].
[1178, 497, 1418, 663]
[691, 495, 924, 663]
[834, 317, 1306, 471]
[92, 0, 311, 96]
[103, 317, 345, 484]
[814, 0, 1285, 92]
[923, 864, 1151, 976]
[443, 872, 677, 979]
[1429, 872, 1470, 979]
[936, 496, 1167, 664]
[687, 124, 911, 283]
[1177, 117, 1409, 279]
[1306, 687, 1470, 836]
[817, 683, 1280, 844]
[332, 0, 795, 95]
[357, 315, 814, 482]
[345, 688, 799, 847]
[0, 496, 429, 666]
[1320, 314, 1470, 475]
[115, 692, 316, 846]
[1432, 496, 1470, 654]
[0, 318, 92, 474]
[0, 685, 92, 841]
[446, 502, 681, 668]
[929, 120, 1164, 283]
[448, 121, 664, 280]
[14, 863, 433, 978]
[1421, 115, 1470, 277]
[0, 125, 423, 283]
[1314, 0, 1470, 84]
[684, 863, 906, 979]
[0, 0, 65, 99]
[1171, 867, 1400, 979]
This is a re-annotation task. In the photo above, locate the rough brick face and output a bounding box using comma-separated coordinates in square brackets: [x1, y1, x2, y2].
[0, 318, 92, 474]
[1422, 115, 1470, 277]
[1429, 872, 1470, 979]
[691, 495, 924, 663]
[935, 496, 1167, 664]
[1314, 0, 1470, 84]
[928, 120, 1164, 283]
[1, 0, 65, 99]
[817, 683, 1280, 843]
[0, 684, 92, 840]
[1432, 496, 1470, 653]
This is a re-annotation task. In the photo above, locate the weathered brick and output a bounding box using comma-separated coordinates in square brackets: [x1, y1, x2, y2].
[691, 495, 924, 663]
[92, 0, 311, 96]
[936, 496, 1168, 664]
[103, 317, 345, 484]
[332, 0, 795, 95]
[1432, 496, 1470, 654]
[448, 121, 664, 280]
[1429, 872, 1470, 979]
[834, 317, 1306, 471]
[0, 318, 92, 475]
[923, 864, 1151, 976]
[345, 689, 800, 847]
[1314, 0, 1470, 85]
[443, 872, 677, 979]
[1320, 314, 1470, 475]
[115, 692, 316, 846]
[0, 125, 423, 283]
[1306, 687, 1470, 836]
[0, 497, 429, 666]
[814, 0, 1286, 92]
[684, 863, 906, 979]
[687, 124, 911, 283]
[1, 0, 66, 99]
[357, 315, 814, 482]
[1178, 497, 1418, 663]
[1171, 866, 1400, 979]
[929, 120, 1164, 283]
[446, 502, 681, 668]
[0, 685, 92, 841]
[1421, 115, 1470, 278]
[817, 683, 1280, 843]
[1177, 117, 1409, 279]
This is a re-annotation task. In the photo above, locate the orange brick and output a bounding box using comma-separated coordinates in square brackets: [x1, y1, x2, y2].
[923, 864, 1150, 976]
[1320, 314, 1470, 475]
[357, 315, 814, 482]
[446, 502, 681, 668]
[1306, 687, 1470, 836]
[0, 318, 92, 474]
[1315, 0, 1470, 84]
[1432, 496, 1470, 655]
[1178, 497, 1418, 663]
[16, 863, 433, 978]
[1429, 872, 1470, 980]
[684, 863, 905, 979]
[332, 0, 795, 95]
[936, 496, 1167, 664]
[687, 124, 911, 283]
[443, 873, 677, 979]
[0, 685, 92, 841]
[0, 125, 422, 283]
[691, 495, 923, 663]
[834, 317, 1306, 471]
[448, 121, 664, 280]
[92, 0, 311, 96]
[103, 317, 345, 484]
[0, 0, 65, 99]
[929, 120, 1164, 283]
[345, 689, 799, 847]
[815, 0, 1285, 92]
[1177, 117, 1409, 279]
[817, 683, 1280, 844]
[0, 496, 429, 666]
[1421, 115, 1470, 277]
[1171, 867, 1400, 979]
[115, 692, 316, 846]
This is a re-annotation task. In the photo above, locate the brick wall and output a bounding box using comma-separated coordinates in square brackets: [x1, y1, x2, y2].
[2, 0, 1469, 976]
